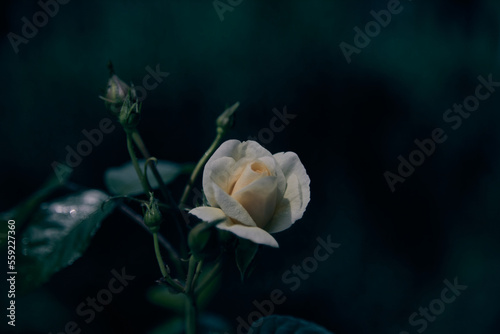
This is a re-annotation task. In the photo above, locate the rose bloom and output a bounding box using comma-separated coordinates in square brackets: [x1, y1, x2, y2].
[189, 140, 310, 248]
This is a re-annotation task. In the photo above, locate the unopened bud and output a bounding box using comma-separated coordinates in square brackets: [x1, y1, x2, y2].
[216, 101, 239, 134]
[100, 74, 137, 116]
[119, 93, 141, 131]
[144, 199, 162, 233]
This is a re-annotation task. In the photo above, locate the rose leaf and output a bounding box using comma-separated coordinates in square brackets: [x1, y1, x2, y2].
[16, 189, 115, 294]
[104, 159, 193, 196]
[251, 315, 334, 333]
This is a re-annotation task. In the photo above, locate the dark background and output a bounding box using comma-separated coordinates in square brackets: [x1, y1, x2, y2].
[1, 0, 500, 333]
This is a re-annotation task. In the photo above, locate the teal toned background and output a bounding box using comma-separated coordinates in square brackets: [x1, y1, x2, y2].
[1, 0, 500, 333]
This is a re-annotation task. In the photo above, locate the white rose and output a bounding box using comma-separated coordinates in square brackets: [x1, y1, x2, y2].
[189, 140, 310, 248]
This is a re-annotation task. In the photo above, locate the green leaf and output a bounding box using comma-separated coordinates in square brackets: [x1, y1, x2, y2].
[149, 316, 185, 334]
[148, 287, 188, 314]
[149, 314, 231, 334]
[235, 238, 259, 281]
[0, 173, 71, 247]
[251, 315, 333, 334]
[104, 159, 192, 196]
[17, 189, 115, 294]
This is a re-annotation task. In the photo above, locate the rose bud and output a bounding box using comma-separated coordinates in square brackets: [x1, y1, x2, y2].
[144, 199, 162, 233]
[118, 93, 141, 131]
[216, 102, 239, 134]
[100, 74, 136, 115]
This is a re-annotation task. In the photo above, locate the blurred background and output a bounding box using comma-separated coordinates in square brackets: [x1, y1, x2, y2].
[1, 0, 500, 333]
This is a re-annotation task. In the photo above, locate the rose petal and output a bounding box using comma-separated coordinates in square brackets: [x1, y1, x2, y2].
[231, 161, 270, 194]
[207, 139, 242, 162]
[234, 140, 274, 161]
[189, 206, 229, 223]
[203, 156, 236, 206]
[213, 183, 257, 227]
[232, 176, 278, 229]
[264, 176, 297, 233]
[206, 140, 273, 164]
[266, 152, 310, 233]
[257, 155, 287, 202]
[226, 157, 254, 194]
[273, 152, 310, 218]
[216, 220, 279, 248]
[203, 140, 277, 203]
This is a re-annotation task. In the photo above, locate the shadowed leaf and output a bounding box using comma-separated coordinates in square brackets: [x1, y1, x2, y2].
[17, 189, 115, 294]
[252, 315, 333, 334]
[104, 159, 193, 195]
[236, 238, 259, 281]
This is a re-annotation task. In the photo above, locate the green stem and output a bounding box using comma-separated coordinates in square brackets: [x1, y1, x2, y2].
[131, 129, 187, 255]
[131, 130, 171, 203]
[153, 232, 169, 278]
[195, 256, 223, 295]
[186, 297, 196, 334]
[128, 131, 187, 282]
[153, 232, 184, 293]
[179, 131, 224, 209]
[185, 256, 200, 334]
[192, 260, 203, 288]
[126, 133, 151, 194]
[118, 203, 183, 275]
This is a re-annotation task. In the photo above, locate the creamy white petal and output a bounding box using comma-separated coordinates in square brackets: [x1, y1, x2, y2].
[202, 140, 272, 205]
[216, 221, 279, 248]
[233, 140, 274, 161]
[266, 152, 310, 233]
[189, 206, 229, 223]
[265, 176, 297, 233]
[213, 183, 257, 227]
[208, 139, 242, 162]
[257, 155, 287, 202]
[232, 176, 278, 229]
[226, 157, 253, 194]
[203, 156, 236, 206]
[231, 161, 270, 194]
[206, 140, 273, 164]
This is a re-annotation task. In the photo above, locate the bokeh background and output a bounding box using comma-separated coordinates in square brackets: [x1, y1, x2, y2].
[1, 0, 500, 333]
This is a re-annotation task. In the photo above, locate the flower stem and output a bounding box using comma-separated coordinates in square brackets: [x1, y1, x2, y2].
[185, 255, 201, 334]
[130, 129, 187, 255]
[126, 133, 151, 194]
[153, 232, 169, 277]
[153, 232, 184, 293]
[130, 130, 172, 203]
[179, 130, 224, 209]
[185, 297, 196, 334]
[195, 255, 223, 295]
[118, 203, 184, 276]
